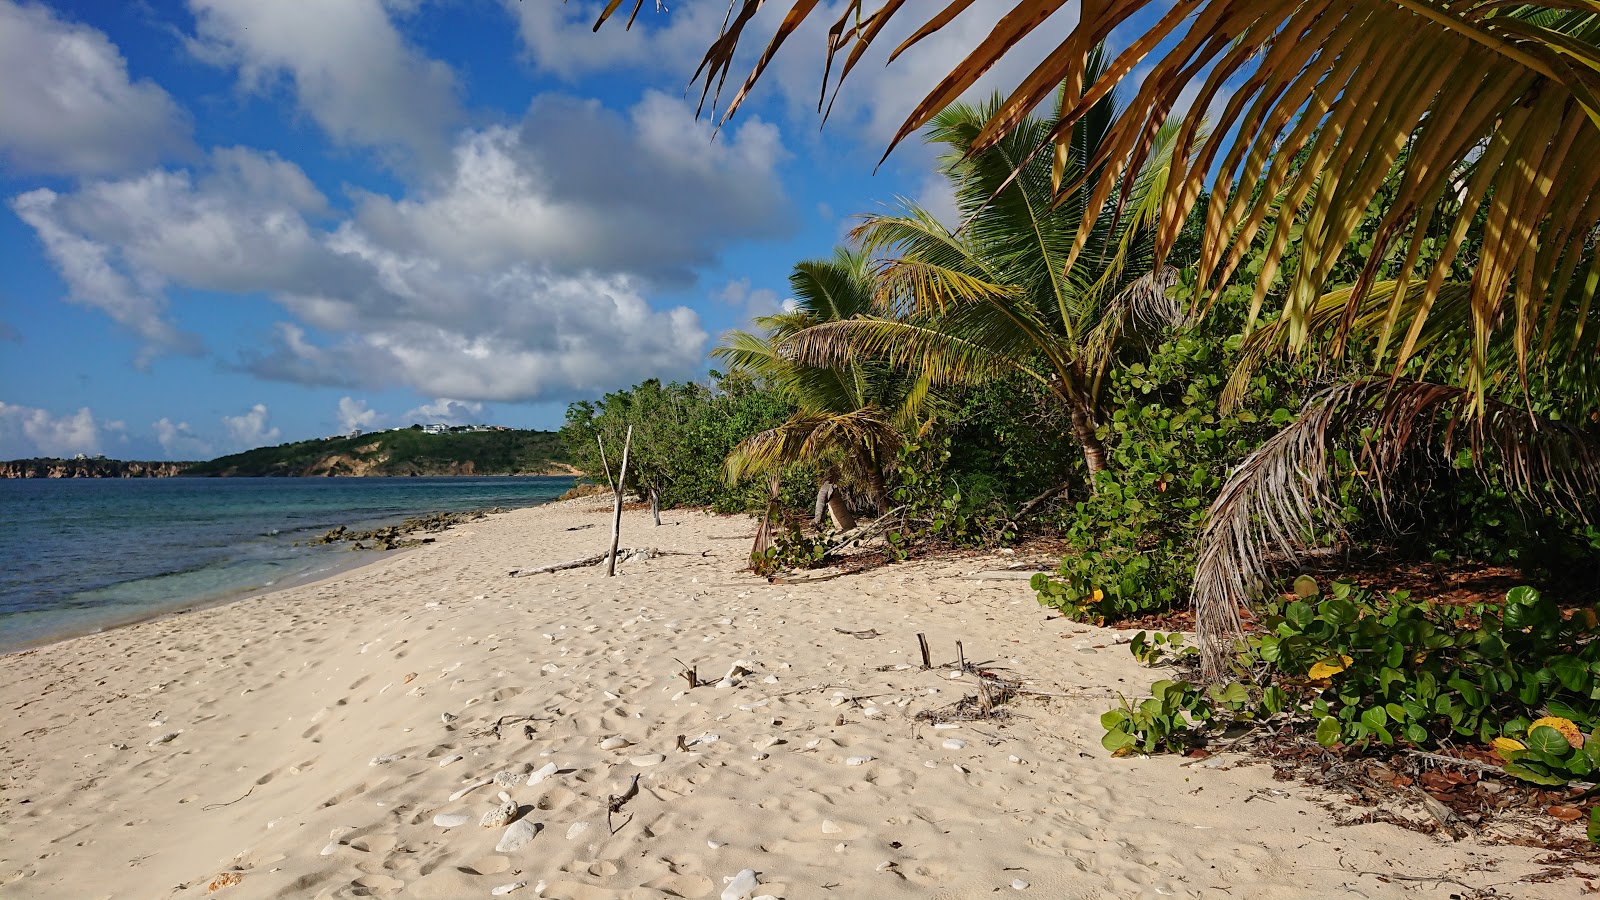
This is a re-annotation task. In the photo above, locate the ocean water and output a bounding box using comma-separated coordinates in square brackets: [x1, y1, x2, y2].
[0, 476, 575, 653]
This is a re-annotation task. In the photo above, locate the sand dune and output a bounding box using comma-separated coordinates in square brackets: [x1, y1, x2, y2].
[0, 499, 1575, 898]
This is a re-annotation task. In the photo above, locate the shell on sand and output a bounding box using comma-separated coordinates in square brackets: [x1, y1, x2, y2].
[599, 736, 630, 750]
[527, 762, 558, 784]
[491, 882, 527, 896]
[448, 779, 490, 802]
[566, 821, 590, 840]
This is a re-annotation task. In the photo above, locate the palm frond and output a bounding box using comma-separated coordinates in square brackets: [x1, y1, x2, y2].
[724, 406, 901, 483]
[1192, 378, 1600, 677]
[600, 2, 1600, 413]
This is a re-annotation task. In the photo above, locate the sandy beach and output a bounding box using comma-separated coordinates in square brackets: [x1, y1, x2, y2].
[0, 498, 1578, 899]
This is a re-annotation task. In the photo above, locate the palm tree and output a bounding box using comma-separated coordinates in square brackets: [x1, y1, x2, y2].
[713, 247, 931, 530]
[782, 65, 1181, 480]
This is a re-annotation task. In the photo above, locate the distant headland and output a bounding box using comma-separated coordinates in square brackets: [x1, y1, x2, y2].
[2, 426, 575, 478]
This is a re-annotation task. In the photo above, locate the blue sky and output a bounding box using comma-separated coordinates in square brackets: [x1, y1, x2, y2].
[0, 1, 1133, 460]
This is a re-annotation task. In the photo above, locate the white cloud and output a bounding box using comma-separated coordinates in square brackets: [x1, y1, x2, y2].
[337, 396, 381, 433]
[187, 0, 461, 162]
[914, 171, 960, 230]
[152, 417, 213, 459]
[0, 0, 191, 175]
[10, 188, 201, 361]
[15, 95, 783, 401]
[716, 277, 789, 327]
[404, 398, 483, 426]
[0, 401, 105, 458]
[221, 403, 280, 449]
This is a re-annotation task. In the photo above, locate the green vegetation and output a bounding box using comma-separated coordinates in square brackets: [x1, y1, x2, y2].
[182, 428, 569, 477]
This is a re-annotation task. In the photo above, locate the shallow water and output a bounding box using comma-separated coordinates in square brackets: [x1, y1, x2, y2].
[0, 475, 574, 651]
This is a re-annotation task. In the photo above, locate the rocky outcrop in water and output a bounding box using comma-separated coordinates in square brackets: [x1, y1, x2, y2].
[0, 458, 193, 478]
[309, 509, 506, 551]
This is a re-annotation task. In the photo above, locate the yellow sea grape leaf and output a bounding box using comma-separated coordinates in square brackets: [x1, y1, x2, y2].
[1492, 737, 1526, 755]
[1308, 655, 1354, 679]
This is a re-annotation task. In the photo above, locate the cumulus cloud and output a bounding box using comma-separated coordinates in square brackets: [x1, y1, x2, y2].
[153, 417, 213, 459]
[0, 0, 192, 175]
[716, 278, 791, 328]
[221, 403, 280, 449]
[16, 95, 783, 401]
[187, 0, 461, 163]
[0, 401, 105, 458]
[404, 398, 484, 426]
[8, 145, 332, 360]
[337, 396, 381, 433]
[351, 92, 788, 284]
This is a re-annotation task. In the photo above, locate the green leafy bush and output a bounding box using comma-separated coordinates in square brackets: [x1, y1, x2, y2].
[1035, 327, 1301, 621]
[749, 522, 830, 576]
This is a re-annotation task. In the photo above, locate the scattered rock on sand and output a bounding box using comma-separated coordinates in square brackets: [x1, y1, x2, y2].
[630, 753, 664, 767]
[720, 869, 758, 900]
[481, 794, 518, 828]
[495, 819, 538, 853]
[433, 813, 471, 828]
[599, 736, 630, 750]
[491, 881, 527, 895]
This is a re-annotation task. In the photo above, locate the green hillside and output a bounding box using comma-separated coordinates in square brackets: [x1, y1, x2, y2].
[182, 427, 573, 477]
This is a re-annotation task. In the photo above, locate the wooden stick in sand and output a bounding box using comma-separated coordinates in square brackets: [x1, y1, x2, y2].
[602, 426, 633, 578]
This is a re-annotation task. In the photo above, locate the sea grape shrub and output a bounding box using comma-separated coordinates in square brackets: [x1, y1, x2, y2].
[889, 435, 1017, 551]
[749, 522, 830, 576]
[1104, 585, 1600, 804]
[1101, 679, 1251, 755]
[1036, 327, 1299, 621]
[1254, 584, 1600, 751]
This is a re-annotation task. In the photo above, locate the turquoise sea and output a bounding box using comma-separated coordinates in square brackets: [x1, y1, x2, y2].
[0, 476, 575, 652]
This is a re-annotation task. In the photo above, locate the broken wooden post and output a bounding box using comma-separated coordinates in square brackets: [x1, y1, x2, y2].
[957, 640, 967, 673]
[917, 633, 931, 669]
[605, 426, 633, 577]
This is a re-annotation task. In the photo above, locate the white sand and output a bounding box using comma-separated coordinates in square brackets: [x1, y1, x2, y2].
[0, 499, 1576, 899]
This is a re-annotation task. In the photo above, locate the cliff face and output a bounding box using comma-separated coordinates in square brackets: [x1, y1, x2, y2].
[0, 459, 192, 478]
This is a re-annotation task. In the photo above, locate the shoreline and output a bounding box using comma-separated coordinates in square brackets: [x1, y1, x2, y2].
[0, 541, 399, 658]
[1, 479, 577, 657]
[0, 498, 1582, 899]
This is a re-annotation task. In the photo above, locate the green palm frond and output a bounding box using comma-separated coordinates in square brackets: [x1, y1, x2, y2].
[724, 406, 901, 483]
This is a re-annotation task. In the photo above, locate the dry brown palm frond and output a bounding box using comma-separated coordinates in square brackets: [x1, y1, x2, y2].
[594, 2, 1600, 414]
[1192, 378, 1600, 678]
[1082, 266, 1185, 386]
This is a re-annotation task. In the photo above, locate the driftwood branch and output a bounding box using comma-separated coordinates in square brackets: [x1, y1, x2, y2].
[1013, 483, 1069, 521]
[825, 505, 907, 554]
[508, 548, 698, 577]
[607, 774, 641, 834]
